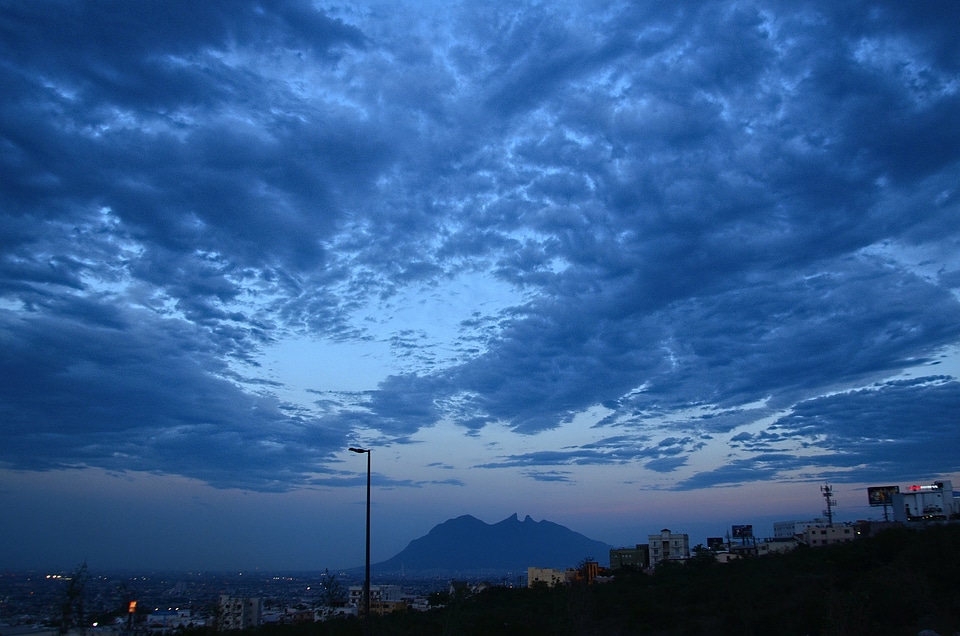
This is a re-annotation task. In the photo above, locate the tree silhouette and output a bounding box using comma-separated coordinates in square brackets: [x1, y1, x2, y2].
[59, 562, 89, 636]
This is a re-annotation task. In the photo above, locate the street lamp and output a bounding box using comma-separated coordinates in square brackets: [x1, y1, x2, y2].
[348, 447, 371, 631]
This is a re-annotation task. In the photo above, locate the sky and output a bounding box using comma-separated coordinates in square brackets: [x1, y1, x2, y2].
[2, 0, 960, 572]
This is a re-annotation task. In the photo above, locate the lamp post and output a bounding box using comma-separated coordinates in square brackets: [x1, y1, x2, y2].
[348, 447, 371, 632]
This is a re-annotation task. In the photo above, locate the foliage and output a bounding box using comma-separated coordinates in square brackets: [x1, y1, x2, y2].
[195, 525, 960, 635]
[317, 569, 346, 607]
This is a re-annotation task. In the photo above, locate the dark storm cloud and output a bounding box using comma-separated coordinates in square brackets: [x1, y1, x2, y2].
[308, 472, 465, 489]
[0, 302, 345, 491]
[672, 453, 811, 491]
[3, 0, 960, 492]
[769, 377, 960, 477]
[356, 374, 448, 436]
[412, 254, 960, 441]
[475, 435, 699, 474]
[362, 0, 960, 482]
[675, 377, 960, 489]
[524, 470, 574, 483]
[0, 0, 381, 356]
[644, 457, 689, 474]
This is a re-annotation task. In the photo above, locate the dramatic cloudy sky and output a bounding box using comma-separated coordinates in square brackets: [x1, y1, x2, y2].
[3, 0, 960, 571]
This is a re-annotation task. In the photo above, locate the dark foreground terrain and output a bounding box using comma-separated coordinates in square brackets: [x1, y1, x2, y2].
[199, 525, 960, 634]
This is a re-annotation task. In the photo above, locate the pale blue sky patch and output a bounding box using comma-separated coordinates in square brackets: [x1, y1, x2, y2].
[259, 336, 391, 395]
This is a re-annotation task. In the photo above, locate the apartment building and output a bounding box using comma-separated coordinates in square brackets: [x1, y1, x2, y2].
[648, 529, 690, 566]
[218, 595, 261, 631]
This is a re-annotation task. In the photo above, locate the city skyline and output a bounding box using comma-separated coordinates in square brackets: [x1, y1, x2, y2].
[2, 0, 960, 571]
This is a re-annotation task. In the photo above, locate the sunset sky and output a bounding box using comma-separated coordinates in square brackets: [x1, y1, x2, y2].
[2, 0, 960, 572]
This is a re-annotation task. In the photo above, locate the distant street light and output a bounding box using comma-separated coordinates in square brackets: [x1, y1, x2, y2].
[348, 447, 371, 633]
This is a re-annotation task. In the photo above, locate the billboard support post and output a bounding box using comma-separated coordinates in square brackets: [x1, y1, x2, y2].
[867, 486, 900, 522]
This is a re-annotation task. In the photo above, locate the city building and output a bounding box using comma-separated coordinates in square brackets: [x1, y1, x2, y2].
[802, 523, 861, 547]
[648, 529, 690, 566]
[609, 544, 650, 570]
[727, 538, 799, 557]
[527, 567, 566, 588]
[347, 584, 406, 615]
[567, 560, 603, 584]
[147, 608, 206, 631]
[759, 539, 799, 555]
[218, 595, 261, 631]
[773, 519, 829, 539]
[892, 480, 959, 523]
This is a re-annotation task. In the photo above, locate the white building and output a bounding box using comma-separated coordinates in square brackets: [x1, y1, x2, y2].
[802, 523, 861, 547]
[892, 480, 958, 523]
[774, 519, 829, 539]
[347, 584, 405, 614]
[218, 596, 261, 631]
[648, 529, 690, 566]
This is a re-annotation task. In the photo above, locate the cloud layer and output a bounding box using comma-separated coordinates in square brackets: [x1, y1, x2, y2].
[2, 0, 960, 494]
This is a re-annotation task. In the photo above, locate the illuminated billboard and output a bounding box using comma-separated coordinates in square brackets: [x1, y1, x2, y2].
[867, 485, 899, 506]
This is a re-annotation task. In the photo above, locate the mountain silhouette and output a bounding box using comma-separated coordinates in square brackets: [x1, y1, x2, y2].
[371, 513, 613, 575]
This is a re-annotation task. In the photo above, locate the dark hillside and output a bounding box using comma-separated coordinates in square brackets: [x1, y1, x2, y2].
[250, 523, 960, 635]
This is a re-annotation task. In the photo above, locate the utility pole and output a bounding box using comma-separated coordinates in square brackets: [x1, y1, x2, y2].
[349, 447, 372, 636]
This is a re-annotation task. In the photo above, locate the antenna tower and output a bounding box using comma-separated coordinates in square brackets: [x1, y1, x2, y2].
[821, 484, 837, 526]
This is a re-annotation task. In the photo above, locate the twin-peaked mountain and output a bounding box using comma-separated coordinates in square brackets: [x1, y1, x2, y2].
[371, 513, 613, 575]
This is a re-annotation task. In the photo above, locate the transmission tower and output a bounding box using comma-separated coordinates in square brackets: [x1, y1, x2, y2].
[821, 484, 837, 526]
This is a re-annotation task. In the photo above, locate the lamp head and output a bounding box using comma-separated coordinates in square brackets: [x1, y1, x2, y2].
[349, 447, 369, 453]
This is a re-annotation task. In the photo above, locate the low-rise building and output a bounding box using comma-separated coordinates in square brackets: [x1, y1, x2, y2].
[609, 544, 649, 570]
[147, 609, 206, 631]
[527, 567, 566, 588]
[567, 561, 603, 585]
[759, 538, 799, 555]
[802, 523, 861, 547]
[774, 519, 829, 539]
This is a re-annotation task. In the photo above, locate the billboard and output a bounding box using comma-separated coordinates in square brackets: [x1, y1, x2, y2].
[706, 537, 725, 550]
[867, 485, 899, 506]
[731, 524, 753, 538]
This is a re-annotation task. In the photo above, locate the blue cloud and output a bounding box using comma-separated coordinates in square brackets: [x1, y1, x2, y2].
[2, 0, 960, 497]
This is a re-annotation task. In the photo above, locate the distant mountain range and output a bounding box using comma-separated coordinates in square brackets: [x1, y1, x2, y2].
[369, 513, 613, 576]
